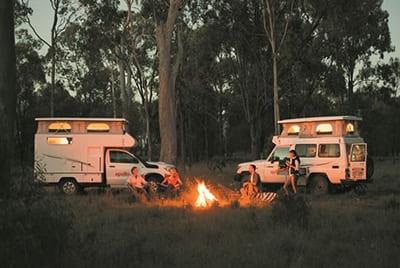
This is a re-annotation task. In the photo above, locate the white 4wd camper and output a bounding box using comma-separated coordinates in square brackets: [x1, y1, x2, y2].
[34, 118, 174, 194]
[235, 116, 374, 194]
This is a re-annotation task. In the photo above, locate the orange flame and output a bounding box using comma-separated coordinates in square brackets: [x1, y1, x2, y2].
[195, 182, 218, 207]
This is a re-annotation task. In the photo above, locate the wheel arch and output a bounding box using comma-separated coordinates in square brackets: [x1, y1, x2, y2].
[235, 171, 250, 182]
[307, 172, 330, 186]
[145, 173, 164, 183]
[59, 176, 78, 184]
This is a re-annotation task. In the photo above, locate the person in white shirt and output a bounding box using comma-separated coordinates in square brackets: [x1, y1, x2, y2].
[240, 164, 262, 197]
[126, 167, 150, 199]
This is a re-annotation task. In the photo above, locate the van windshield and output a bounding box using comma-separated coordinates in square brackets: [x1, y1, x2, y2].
[269, 147, 290, 161]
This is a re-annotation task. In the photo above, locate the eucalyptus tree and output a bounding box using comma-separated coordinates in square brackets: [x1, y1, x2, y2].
[321, 0, 391, 105]
[22, 0, 78, 117]
[261, 0, 294, 135]
[140, 0, 184, 164]
[208, 0, 272, 159]
[0, 0, 16, 194]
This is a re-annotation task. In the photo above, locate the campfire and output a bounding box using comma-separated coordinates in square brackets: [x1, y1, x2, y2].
[195, 182, 218, 208]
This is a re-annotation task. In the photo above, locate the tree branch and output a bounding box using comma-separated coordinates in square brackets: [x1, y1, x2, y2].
[24, 15, 51, 47]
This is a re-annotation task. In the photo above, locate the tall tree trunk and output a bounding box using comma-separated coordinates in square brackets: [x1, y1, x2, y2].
[249, 118, 262, 159]
[144, 102, 152, 160]
[188, 111, 194, 163]
[110, 68, 117, 118]
[117, 58, 127, 118]
[272, 51, 280, 135]
[126, 66, 133, 114]
[0, 0, 16, 195]
[155, 0, 182, 165]
[263, 0, 292, 135]
[347, 67, 354, 103]
[218, 94, 225, 156]
[203, 119, 209, 161]
[178, 98, 185, 165]
[157, 35, 177, 164]
[50, 0, 60, 117]
[50, 47, 56, 116]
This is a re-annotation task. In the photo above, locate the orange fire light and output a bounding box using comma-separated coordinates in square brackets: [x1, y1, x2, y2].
[195, 182, 218, 207]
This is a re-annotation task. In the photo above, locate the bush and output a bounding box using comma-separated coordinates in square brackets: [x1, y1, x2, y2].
[0, 170, 75, 268]
[271, 195, 311, 229]
[384, 197, 400, 210]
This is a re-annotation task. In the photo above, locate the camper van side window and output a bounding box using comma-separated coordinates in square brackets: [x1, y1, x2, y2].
[318, 144, 340, 158]
[288, 125, 300, 135]
[87, 123, 110, 132]
[47, 137, 73, 145]
[295, 144, 316, 157]
[109, 151, 139, 164]
[346, 123, 355, 134]
[316, 123, 333, 134]
[48, 122, 71, 133]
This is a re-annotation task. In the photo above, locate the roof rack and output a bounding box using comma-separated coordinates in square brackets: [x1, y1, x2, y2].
[278, 116, 362, 124]
[35, 118, 127, 122]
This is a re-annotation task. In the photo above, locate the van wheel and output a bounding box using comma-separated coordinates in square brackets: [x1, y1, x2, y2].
[309, 176, 329, 195]
[354, 183, 367, 195]
[240, 172, 250, 183]
[60, 179, 79, 195]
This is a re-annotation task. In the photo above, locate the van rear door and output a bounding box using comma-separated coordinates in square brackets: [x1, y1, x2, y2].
[349, 143, 367, 180]
[106, 149, 140, 187]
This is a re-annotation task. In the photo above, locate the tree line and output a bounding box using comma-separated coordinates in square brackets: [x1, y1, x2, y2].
[2, 0, 400, 174]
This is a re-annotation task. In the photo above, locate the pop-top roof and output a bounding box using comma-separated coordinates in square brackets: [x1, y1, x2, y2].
[35, 117, 127, 122]
[278, 116, 362, 124]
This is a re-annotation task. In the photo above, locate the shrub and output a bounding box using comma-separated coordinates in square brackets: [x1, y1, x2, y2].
[0, 170, 75, 267]
[384, 197, 400, 210]
[271, 195, 311, 229]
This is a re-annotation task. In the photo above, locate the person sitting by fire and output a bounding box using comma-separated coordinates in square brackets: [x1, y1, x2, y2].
[160, 168, 183, 196]
[126, 167, 150, 200]
[240, 164, 262, 198]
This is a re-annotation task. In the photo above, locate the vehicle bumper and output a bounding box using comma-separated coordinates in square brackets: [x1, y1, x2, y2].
[340, 179, 367, 186]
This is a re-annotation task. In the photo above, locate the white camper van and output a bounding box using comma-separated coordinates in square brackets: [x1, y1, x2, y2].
[235, 116, 374, 194]
[34, 118, 174, 194]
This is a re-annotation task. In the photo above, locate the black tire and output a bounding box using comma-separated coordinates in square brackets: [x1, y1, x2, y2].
[308, 175, 329, 195]
[59, 179, 79, 195]
[354, 182, 367, 195]
[146, 174, 164, 184]
[240, 172, 250, 183]
[366, 156, 374, 181]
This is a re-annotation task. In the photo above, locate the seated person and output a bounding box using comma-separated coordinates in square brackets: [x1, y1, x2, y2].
[126, 167, 150, 197]
[240, 164, 262, 197]
[160, 168, 183, 195]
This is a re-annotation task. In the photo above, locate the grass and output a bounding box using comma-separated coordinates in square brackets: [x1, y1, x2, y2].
[2, 159, 400, 267]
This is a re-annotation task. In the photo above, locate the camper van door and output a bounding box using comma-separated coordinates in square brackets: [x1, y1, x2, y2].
[106, 149, 140, 186]
[349, 143, 367, 180]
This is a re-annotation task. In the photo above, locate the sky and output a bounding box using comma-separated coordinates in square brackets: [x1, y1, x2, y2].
[26, 0, 400, 60]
